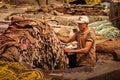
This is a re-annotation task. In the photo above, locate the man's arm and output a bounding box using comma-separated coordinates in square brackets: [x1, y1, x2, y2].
[64, 41, 93, 53]
[57, 35, 75, 43]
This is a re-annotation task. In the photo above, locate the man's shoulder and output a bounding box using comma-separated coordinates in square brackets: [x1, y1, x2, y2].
[87, 29, 95, 36]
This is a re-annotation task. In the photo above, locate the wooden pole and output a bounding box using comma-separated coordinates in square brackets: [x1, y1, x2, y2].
[109, 0, 120, 29]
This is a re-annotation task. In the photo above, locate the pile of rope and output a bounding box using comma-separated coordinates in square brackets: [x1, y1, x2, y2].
[0, 61, 44, 80]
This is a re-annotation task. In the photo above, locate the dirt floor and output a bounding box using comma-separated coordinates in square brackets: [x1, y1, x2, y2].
[0, 1, 120, 80]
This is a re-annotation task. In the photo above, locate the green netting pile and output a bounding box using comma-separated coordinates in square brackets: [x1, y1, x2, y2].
[88, 20, 120, 38]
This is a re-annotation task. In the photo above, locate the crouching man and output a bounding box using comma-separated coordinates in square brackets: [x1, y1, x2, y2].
[57, 16, 96, 68]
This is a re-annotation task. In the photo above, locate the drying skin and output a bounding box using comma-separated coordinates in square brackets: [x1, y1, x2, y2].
[0, 16, 68, 70]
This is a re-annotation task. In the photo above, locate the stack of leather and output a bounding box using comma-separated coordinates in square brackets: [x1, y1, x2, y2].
[61, 4, 107, 16]
[0, 16, 68, 70]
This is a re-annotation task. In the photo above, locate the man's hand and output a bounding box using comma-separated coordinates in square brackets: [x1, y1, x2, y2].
[63, 48, 71, 53]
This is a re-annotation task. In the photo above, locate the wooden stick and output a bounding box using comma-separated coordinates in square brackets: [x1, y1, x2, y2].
[110, 16, 120, 21]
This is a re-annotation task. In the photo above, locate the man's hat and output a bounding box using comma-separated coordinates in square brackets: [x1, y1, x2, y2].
[76, 16, 89, 23]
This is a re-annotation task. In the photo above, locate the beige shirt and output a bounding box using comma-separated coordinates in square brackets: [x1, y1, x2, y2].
[73, 30, 96, 66]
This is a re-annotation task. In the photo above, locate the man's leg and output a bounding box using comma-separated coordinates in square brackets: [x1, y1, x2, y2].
[68, 53, 76, 68]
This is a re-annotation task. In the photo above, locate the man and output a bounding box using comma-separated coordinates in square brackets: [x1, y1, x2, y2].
[57, 16, 96, 68]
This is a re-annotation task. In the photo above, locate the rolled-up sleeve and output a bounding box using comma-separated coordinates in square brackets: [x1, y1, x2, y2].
[86, 32, 95, 43]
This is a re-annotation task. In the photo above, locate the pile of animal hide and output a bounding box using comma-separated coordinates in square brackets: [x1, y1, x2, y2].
[60, 4, 108, 16]
[0, 16, 68, 70]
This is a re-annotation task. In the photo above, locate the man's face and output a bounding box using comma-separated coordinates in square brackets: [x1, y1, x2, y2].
[77, 23, 87, 31]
